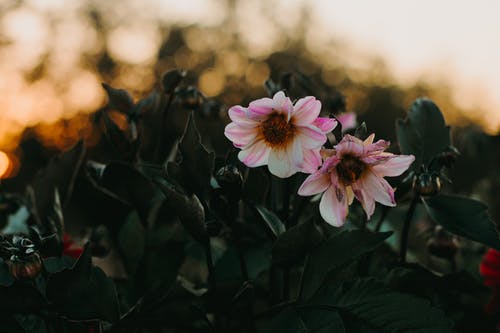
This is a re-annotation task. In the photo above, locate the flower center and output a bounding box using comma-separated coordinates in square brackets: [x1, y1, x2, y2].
[261, 112, 295, 148]
[336, 154, 367, 185]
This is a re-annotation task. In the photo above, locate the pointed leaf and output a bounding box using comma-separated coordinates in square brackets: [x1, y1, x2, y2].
[178, 113, 215, 193]
[162, 69, 186, 94]
[396, 98, 450, 170]
[255, 204, 285, 238]
[300, 230, 392, 300]
[102, 83, 133, 113]
[422, 194, 500, 250]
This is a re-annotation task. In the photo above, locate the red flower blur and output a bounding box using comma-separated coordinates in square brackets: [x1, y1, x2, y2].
[62, 234, 84, 259]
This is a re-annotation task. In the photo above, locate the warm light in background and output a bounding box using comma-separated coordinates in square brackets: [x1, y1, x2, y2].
[0, 151, 11, 179]
[0, 0, 500, 155]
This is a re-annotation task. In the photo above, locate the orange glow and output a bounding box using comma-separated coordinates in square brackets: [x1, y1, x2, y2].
[0, 151, 12, 179]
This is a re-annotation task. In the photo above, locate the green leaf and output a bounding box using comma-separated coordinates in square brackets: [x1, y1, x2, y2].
[102, 83, 133, 113]
[299, 230, 392, 300]
[46, 244, 120, 322]
[255, 204, 285, 238]
[132, 91, 160, 116]
[100, 162, 157, 225]
[0, 259, 14, 287]
[43, 256, 74, 274]
[311, 278, 454, 333]
[422, 194, 500, 250]
[155, 179, 207, 244]
[262, 307, 346, 333]
[14, 314, 47, 333]
[272, 219, 324, 267]
[29, 140, 86, 227]
[118, 212, 145, 274]
[178, 113, 215, 194]
[215, 245, 271, 281]
[396, 98, 450, 170]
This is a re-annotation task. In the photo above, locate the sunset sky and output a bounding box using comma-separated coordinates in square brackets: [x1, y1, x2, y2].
[0, 0, 499, 158]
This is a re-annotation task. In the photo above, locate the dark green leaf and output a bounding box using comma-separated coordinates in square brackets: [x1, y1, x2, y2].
[216, 245, 271, 281]
[243, 168, 269, 204]
[100, 162, 157, 225]
[261, 307, 308, 333]
[30, 140, 85, 227]
[272, 219, 323, 267]
[46, 244, 120, 322]
[162, 69, 186, 94]
[102, 111, 138, 159]
[422, 194, 500, 250]
[0, 259, 14, 287]
[14, 314, 47, 333]
[102, 83, 133, 113]
[132, 91, 160, 116]
[396, 98, 450, 170]
[43, 256, 74, 274]
[178, 113, 215, 193]
[118, 211, 145, 274]
[311, 278, 454, 333]
[255, 204, 285, 238]
[299, 230, 392, 300]
[155, 179, 207, 244]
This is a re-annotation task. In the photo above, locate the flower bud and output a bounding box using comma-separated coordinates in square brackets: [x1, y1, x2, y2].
[8, 253, 42, 280]
[413, 173, 441, 196]
[215, 165, 243, 201]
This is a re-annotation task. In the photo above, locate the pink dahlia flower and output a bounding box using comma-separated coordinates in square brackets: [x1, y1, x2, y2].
[224, 91, 337, 178]
[298, 134, 415, 226]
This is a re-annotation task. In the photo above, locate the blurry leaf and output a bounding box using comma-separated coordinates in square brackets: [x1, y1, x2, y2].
[243, 168, 269, 204]
[162, 69, 186, 94]
[263, 307, 345, 333]
[178, 113, 215, 193]
[102, 83, 133, 113]
[264, 79, 280, 96]
[132, 91, 160, 116]
[30, 140, 86, 226]
[43, 256, 74, 274]
[46, 188, 64, 240]
[422, 194, 500, 250]
[46, 244, 120, 322]
[0, 259, 14, 287]
[140, 233, 185, 294]
[299, 230, 392, 300]
[118, 212, 145, 274]
[216, 245, 271, 281]
[261, 307, 308, 333]
[0, 283, 46, 313]
[311, 278, 454, 333]
[14, 315, 46, 333]
[155, 179, 207, 244]
[272, 219, 323, 267]
[102, 111, 139, 159]
[396, 98, 450, 170]
[100, 162, 157, 225]
[255, 205, 285, 238]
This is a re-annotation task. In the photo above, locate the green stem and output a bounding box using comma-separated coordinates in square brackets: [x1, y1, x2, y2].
[282, 178, 291, 301]
[400, 195, 419, 263]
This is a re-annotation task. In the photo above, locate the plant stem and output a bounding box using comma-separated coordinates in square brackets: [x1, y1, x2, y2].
[400, 195, 419, 263]
[282, 178, 291, 301]
[374, 206, 390, 232]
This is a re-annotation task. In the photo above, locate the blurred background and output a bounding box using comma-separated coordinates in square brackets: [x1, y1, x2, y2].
[0, 0, 499, 198]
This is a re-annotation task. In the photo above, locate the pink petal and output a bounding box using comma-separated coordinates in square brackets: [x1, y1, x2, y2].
[319, 185, 348, 227]
[363, 133, 375, 145]
[301, 149, 322, 173]
[352, 183, 376, 219]
[268, 147, 296, 178]
[372, 155, 415, 177]
[358, 170, 396, 207]
[337, 112, 357, 131]
[313, 117, 337, 133]
[288, 138, 304, 171]
[297, 126, 327, 149]
[224, 123, 258, 148]
[248, 97, 275, 120]
[298, 171, 330, 196]
[365, 139, 391, 154]
[228, 105, 258, 127]
[292, 96, 321, 125]
[272, 91, 293, 119]
[335, 135, 364, 157]
[238, 139, 270, 167]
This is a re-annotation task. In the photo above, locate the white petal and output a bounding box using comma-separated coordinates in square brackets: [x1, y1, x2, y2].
[358, 170, 396, 207]
[319, 185, 348, 227]
[238, 140, 270, 167]
[292, 96, 321, 125]
[268, 148, 296, 178]
[352, 183, 376, 219]
[298, 171, 331, 196]
[297, 126, 327, 149]
[372, 155, 415, 177]
[224, 123, 258, 148]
